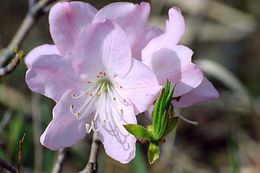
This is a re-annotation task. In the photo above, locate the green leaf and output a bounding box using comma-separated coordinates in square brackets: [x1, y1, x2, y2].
[148, 143, 160, 164]
[162, 117, 178, 137]
[124, 124, 152, 140]
[152, 80, 175, 140]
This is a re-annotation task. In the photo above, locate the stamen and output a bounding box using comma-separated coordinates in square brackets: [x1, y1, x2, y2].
[75, 112, 80, 118]
[70, 105, 74, 114]
[175, 114, 198, 125]
[85, 123, 91, 133]
[71, 83, 97, 99]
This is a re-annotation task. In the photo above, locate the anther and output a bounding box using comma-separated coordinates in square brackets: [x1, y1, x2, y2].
[85, 123, 91, 133]
[75, 112, 80, 118]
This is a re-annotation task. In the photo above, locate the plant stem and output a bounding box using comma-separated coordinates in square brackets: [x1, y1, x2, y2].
[52, 149, 66, 173]
[80, 132, 101, 173]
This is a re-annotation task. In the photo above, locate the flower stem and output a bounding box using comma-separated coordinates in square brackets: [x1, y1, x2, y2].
[52, 149, 66, 173]
[80, 132, 100, 173]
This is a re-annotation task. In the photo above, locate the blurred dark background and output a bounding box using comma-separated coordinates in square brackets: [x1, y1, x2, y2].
[0, 0, 260, 172]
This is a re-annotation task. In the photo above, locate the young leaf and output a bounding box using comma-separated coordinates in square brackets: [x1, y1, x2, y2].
[124, 124, 152, 140]
[152, 80, 175, 140]
[148, 142, 160, 164]
[162, 117, 178, 137]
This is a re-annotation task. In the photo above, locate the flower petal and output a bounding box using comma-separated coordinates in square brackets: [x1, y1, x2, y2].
[142, 7, 185, 60]
[94, 2, 150, 58]
[132, 26, 163, 59]
[49, 1, 97, 55]
[143, 45, 203, 97]
[40, 90, 93, 150]
[117, 59, 162, 114]
[72, 20, 132, 79]
[26, 54, 78, 101]
[96, 95, 137, 163]
[25, 44, 60, 68]
[173, 77, 220, 108]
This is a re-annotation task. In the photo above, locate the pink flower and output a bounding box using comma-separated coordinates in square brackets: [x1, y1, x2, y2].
[25, 2, 161, 163]
[141, 8, 219, 107]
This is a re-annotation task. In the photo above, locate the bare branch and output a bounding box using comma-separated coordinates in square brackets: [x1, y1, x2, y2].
[52, 149, 66, 173]
[0, 159, 17, 173]
[79, 132, 101, 173]
[0, 0, 58, 66]
[0, 51, 22, 76]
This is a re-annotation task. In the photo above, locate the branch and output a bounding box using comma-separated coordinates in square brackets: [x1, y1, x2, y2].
[0, 159, 17, 173]
[52, 149, 66, 173]
[79, 132, 101, 173]
[0, 0, 57, 66]
[0, 51, 23, 76]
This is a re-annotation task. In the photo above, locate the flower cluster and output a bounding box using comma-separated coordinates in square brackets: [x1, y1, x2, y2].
[25, 1, 219, 163]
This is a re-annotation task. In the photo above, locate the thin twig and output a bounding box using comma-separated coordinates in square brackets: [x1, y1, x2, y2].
[0, 0, 57, 66]
[0, 158, 17, 173]
[79, 132, 101, 173]
[17, 134, 26, 173]
[52, 149, 66, 173]
[0, 51, 22, 76]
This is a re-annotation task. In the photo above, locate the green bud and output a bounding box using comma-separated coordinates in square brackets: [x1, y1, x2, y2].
[148, 142, 160, 164]
[152, 80, 175, 140]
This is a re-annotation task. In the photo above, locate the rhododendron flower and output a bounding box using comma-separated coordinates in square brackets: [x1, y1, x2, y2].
[25, 3, 161, 163]
[47, 1, 154, 60]
[141, 8, 219, 107]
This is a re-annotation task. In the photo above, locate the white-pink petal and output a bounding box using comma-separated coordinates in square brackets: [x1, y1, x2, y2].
[26, 55, 78, 101]
[143, 45, 203, 97]
[49, 1, 97, 56]
[96, 99, 137, 163]
[132, 26, 163, 59]
[117, 59, 162, 114]
[94, 2, 150, 58]
[72, 20, 132, 78]
[25, 44, 60, 68]
[40, 90, 91, 150]
[142, 7, 185, 60]
[173, 77, 220, 108]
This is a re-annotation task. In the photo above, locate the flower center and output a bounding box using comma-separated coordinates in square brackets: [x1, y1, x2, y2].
[96, 78, 112, 94]
[69, 73, 129, 135]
